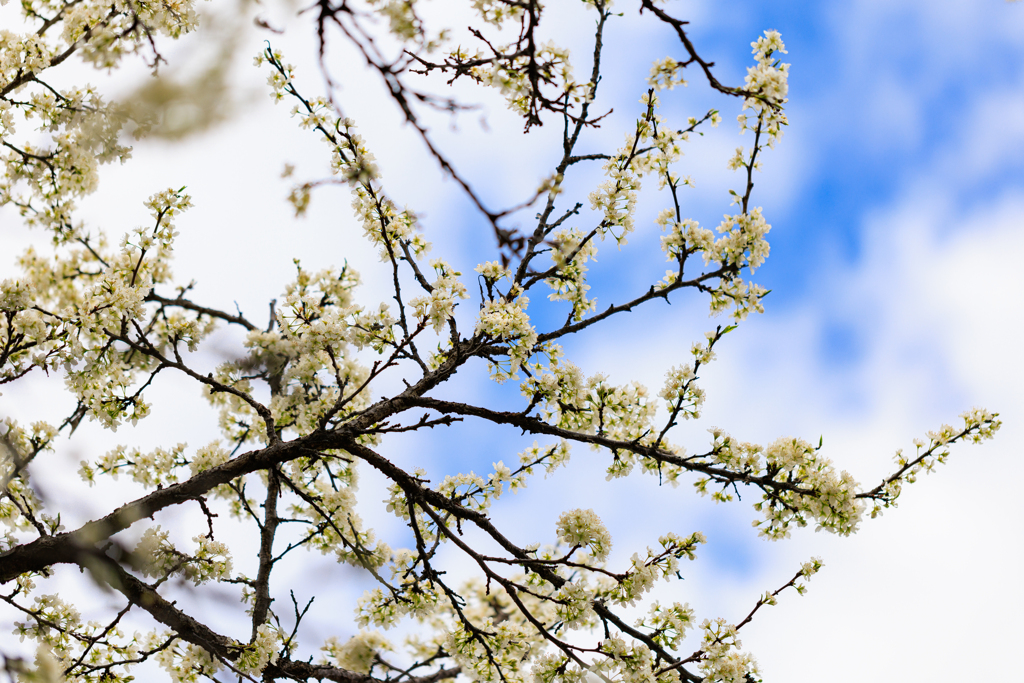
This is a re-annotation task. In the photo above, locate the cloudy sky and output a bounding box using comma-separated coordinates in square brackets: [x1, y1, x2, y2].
[2, 0, 1023, 681]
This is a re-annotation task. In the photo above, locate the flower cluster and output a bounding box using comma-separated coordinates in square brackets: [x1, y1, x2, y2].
[868, 407, 1001, 517]
[555, 508, 612, 561]
[475, 288, 539, 380]
[659, 363, 704, 420]
[741, 30, 790, 145]
[517, 440, 573, 479]
[10, 187, 195, 430]
[606, 532, 706, 606]
[351, 302, 399, 353]
[410, 260, 469, 332]
[675, 208, 771, 320]
[447, 618, 535, 683]
[284, 456, 388, 569]
[154, 638, 222, 683]
[553, 581, 597, 629]
[521, 359, 659, 455]
[471, 0, 525, 26]
[546, 228, 599, 321]
[134, 527, 233, 585]
[235, 624, 282, 676]
[475, 260, 511, 284]
[187, 442, 231, 476]
[2, 0, 197, 244]
[356, 580, 443, 630]
[692, 431, 864, 537]
[708, 209, 771, 273]
[596, 637, 658, 683]
[697, 618, 760, 683]
[637, 601, 696, 650]
[795, 556, 824, 595]
[321, 631, 393, 674]
[469, 42, 580, 117]
[204, 262, 375, 440]
[648, 57, 688, 91]
[80, 443, 188, 487]
[0, 422, 62, 542]
[532, 653, 588, 683]
[589, 141, 643, 243]
[655, 206, 770, 320]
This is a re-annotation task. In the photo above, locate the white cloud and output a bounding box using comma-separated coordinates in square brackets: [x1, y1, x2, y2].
[662, 168, 1024, 683]
[553, 199, 1022, 678]
[746, 8, 1024, 657]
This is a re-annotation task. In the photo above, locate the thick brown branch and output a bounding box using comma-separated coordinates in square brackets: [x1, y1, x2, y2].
[82, 550, 459, 682]
[251, 469, 281, 637]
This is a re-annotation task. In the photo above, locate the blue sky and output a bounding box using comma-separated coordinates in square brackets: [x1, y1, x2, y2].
[2, 0, 1023, 680]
